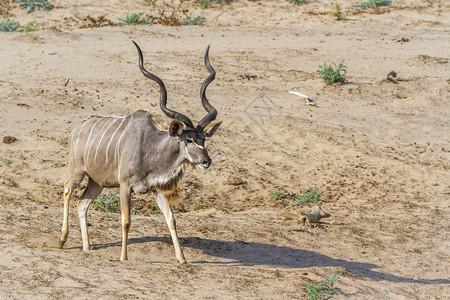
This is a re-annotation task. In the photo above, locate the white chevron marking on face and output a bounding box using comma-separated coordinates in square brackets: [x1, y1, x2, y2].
[193, 141, 205, 150]
[185, 146, 194, 163]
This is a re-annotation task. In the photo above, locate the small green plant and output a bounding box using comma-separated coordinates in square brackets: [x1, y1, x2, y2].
[305, 274, 347, 300]
[0, 18, 37, 32]
[0, 17, 21, 32]
[292, 188, 322, 205]
[15, 0, 54, 14]
[21, 20, 36, 32]
[94, 191, 120, 213]
[351, 0, 393, 9]
[119, 12, 150, 25]
[289, 0, 306, 5]
[181, 16, 205, 26]
[194, 204, 203, 211]
[330, 4, 347, 20]
[384, 289, 389, 300]
[151, 204, 161, 214]
[145, 0, 153, 5]
[93, 191, 140, 214]
[199, 0, 219, 8]
[269, 187, 286, 200]
[316, 61, 347, 85]
[334, 268, 348, 276]
[0, 157, 12, 165]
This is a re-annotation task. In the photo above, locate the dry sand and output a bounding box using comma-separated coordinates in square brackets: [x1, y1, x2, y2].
[0, 0, 449, 298]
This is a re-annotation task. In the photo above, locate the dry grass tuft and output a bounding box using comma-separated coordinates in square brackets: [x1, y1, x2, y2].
[0, 0, 14, 15]
[148, 0, 189, 26]
[79, 15, 115, 28]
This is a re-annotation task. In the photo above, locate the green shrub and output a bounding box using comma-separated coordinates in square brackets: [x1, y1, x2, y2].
[351, 0, 393, 9]
[292, 188, 322, 205]
[93, 191, 120, 213]
[0, 18, 36, 32]
[119, 12, 150, 25]
[316, 61, 347, 84]
[181, 16, 205, 26]
[93, 191, 141, 214]
[269, 187, 286, 200]
[15, 0, 54, 14]
[305, 274, 347, 300]
[0, 17, 21, 32]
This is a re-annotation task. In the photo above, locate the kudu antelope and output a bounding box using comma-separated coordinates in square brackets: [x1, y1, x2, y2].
[59, 41, 221, 263]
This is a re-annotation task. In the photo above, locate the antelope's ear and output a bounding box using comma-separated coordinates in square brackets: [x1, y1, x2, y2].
[204, 121, 222, 138]
[169, 121, 184, 137]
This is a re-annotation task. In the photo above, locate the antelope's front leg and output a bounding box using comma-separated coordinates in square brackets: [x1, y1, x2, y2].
[120, 185, 132, 261]
[154, 191, 186, 264]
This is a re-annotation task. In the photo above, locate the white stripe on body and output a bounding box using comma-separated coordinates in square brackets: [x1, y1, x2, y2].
[84, 118, 104, 165]
[69, 128, 77, 142]
[105, 118, 126, 163]
[114, 115, 133, 164]
[96, 115, 125, 119]
[74, 120, 90, 158]
[87, 117, 111, 162]
[95, 118, 118, 164]
[115, 116, 133, 182]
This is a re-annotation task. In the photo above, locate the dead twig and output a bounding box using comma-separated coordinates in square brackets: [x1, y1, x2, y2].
[387, 71, 398, 84]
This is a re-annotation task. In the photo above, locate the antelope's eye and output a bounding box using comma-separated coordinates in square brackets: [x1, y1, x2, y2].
[186, 137, 193, 143]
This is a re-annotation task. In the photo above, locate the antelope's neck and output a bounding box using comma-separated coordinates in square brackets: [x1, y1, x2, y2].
[131, 134, 188, 195]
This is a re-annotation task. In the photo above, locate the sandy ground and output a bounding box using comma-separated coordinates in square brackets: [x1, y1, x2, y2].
[1, 0, 449, 298]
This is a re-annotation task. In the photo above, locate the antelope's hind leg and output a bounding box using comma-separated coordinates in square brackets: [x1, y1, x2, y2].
[78, 177, 103, 252]
[60, 176, 84, 248]
[154, 191, 186, 264]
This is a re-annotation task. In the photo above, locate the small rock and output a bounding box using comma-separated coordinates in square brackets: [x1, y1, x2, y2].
[3, 136, 17, 144]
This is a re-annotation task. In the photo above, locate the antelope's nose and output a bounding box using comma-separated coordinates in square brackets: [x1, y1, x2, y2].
[203, 158, 212, 168]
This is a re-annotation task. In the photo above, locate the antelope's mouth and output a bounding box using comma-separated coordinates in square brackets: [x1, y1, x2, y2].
[197, 159, 211, 170]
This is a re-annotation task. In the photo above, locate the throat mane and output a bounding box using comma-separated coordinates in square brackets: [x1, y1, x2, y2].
[154, 161, 190, 203]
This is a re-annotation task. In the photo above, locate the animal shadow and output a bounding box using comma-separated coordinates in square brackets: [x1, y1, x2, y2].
[90, 236, 449, 285]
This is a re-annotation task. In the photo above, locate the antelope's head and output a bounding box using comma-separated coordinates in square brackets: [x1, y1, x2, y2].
[133, 41, 222, 170]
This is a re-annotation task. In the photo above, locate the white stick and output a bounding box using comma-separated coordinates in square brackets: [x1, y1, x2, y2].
[288, 91, 316, 106]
